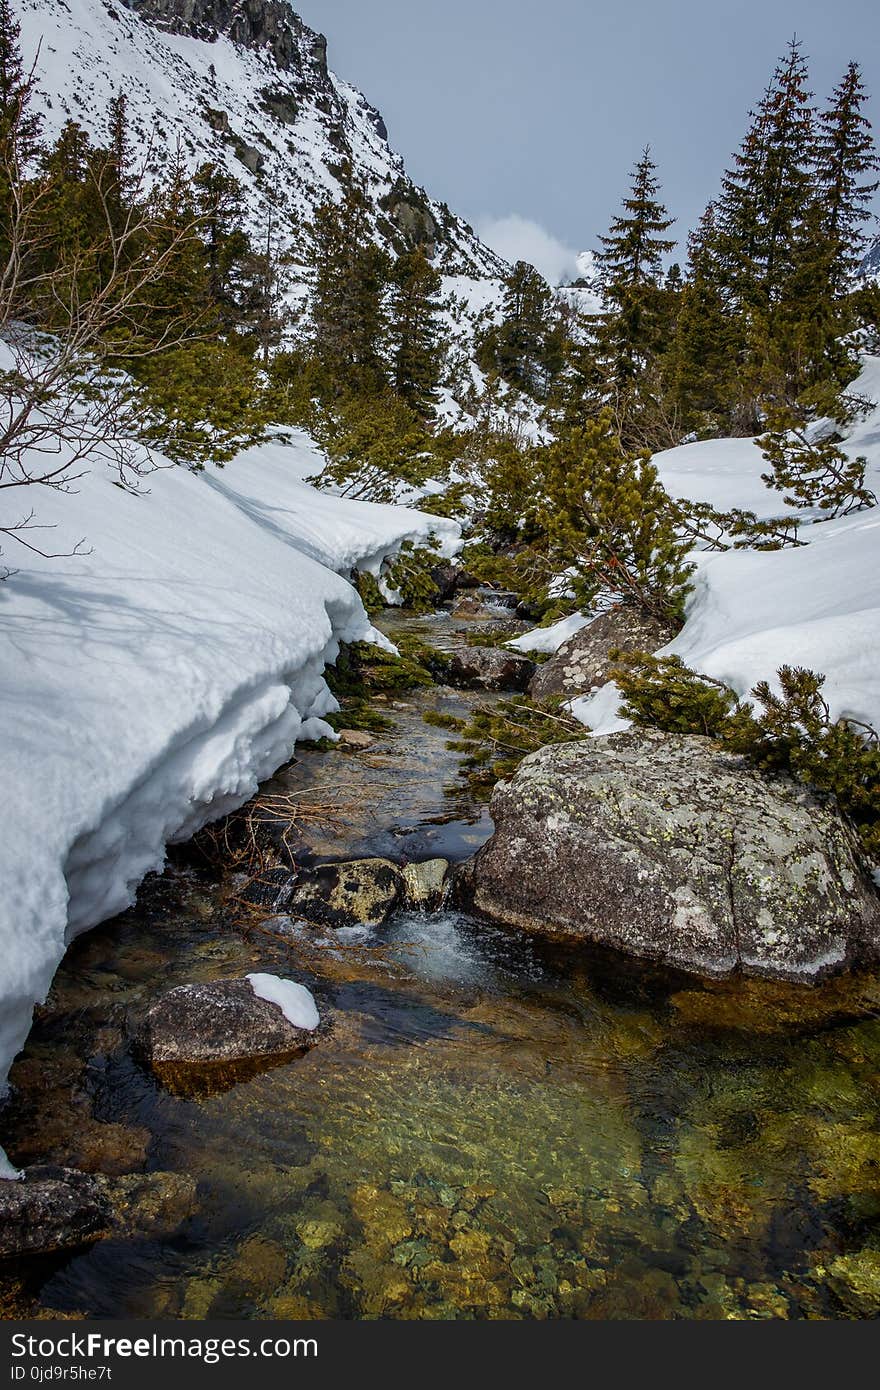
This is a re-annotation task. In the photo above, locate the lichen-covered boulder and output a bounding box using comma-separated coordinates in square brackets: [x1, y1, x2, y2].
[288, 858, 403, 929]
[0, 1166, 112, 1257]
[137, 979, 317, 1094]
[460, 729, 880, 982]
[447, 647, 535, 692]
[528, 606, 676, 701]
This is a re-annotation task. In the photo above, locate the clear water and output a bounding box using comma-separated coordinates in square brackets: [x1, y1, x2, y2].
[3, 607, 880, 1321]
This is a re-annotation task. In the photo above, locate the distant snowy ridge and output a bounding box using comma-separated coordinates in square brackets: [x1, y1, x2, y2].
[0, 382, 458, 1176]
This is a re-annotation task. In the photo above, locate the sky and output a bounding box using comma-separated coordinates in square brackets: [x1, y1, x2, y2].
[296, 0, 880, 282]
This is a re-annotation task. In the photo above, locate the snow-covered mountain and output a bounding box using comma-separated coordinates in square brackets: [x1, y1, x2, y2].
[861, 232, 880, 282]
[18, 0, 503, 281]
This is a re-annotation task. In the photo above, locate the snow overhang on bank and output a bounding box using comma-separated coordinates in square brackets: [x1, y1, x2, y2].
[0, 430, 458, 1175]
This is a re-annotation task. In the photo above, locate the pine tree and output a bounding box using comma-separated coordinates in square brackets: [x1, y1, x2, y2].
[665, 203, 738, 431]
[814, 62, 880, 294]
[592, 147, 676, 394]
[307, 160, 390, 395]
[104, 91, 134, 229]
[134, 150, 208, 348]
[240, 194, 289, 365]
[539, 412, 694, 620]
[192, 161, 250, 331]
[0, 0, 40, 165]
[713, 41, 815, 324]
[387, 245, 443, 416]
[478, 259, 560, 398]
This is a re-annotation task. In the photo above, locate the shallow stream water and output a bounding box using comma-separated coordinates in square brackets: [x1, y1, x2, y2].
[3, 604, 880, 1320]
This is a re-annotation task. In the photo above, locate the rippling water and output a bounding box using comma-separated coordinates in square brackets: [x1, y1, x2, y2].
[3, 606, 880, 1320]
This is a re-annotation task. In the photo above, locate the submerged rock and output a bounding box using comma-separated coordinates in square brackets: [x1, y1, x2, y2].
[0, 1166, 112, 1257]
[460, 729, 880, 982]
[103, 1171, 198, 1240]
[288, 858, 403, 929]
[402, 859, 450, 910]
[137, 979, 318, 1094]
[528, 605, 676, 701]
[447, 647, 535, 692]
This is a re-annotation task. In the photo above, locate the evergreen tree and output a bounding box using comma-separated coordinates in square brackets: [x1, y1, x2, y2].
[192, 161, 250, 331]
[714, 39, 815, 319]
[593, 147, 676, 378]
[814, 62, 880, 294]
[105, 91, 134, 230]
[665, 203, 738, 431]
[0, 0, 40, 166]
[478, 259, 561, 399]
[239, 194, 289, 364]
[387, 245, 443, 416]
[539, 413, 694, 620]
[589, 148, 676, 447]
[307, 160, 390, 394]
[134, 150, 208, 349]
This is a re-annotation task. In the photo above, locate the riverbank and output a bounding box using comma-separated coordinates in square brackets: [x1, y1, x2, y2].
[3, 599, 880, 1320]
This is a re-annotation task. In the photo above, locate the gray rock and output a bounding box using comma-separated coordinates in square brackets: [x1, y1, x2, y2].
[402, 859, 450, 910]
[337, 728, 375, 750]
[289, 858, 403, 929]
[0, 1166, 112, 1257]
[447, 647, 535, 692]
[429, 561, 460, 602]
[528, 606, 677, 701]
[461, 729, 880, 982]
[137, 979, 317, 1093]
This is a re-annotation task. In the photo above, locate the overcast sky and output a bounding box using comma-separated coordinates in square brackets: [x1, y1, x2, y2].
[296, 0, 880, 281]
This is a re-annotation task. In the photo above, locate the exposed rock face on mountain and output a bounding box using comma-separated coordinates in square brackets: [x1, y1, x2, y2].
[459, 729, 880, 983]
[22, 0, 502, 279]
[859, 233, 880, 282]
[123, 1, 328, 74]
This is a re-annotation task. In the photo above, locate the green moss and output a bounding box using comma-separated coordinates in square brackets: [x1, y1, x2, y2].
[424, 695, 587, 797]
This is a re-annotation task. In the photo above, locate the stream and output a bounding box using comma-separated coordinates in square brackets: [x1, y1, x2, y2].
[3, 601, 880, 1320]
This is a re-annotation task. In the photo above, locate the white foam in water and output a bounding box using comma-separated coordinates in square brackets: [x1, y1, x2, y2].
[384, 910, 540, 989]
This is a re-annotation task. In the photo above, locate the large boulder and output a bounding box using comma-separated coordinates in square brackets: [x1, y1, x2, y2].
[447, 646, 535, 692]
[288, 858, 403, 929]
[137, 979, 318, 1094]
[460, 729, 880, 982]
[528, 606, 677, 701]
[0, 1166, 112, 1257]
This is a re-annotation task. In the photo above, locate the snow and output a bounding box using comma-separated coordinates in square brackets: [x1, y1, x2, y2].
[573, 357, 880, 746]
[507, 612, 592, 655]
[654, 358, 880, 523]
[18, 0, 501, 281]
[0, 403, 453, 1176]
[204, 432, 461, 577]
[247, 974, 319, 1033]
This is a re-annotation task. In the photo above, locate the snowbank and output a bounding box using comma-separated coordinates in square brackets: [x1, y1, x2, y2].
[575, 357, 880, 739]
[204, 432, 460, 575]
[0, 432, 455, 1174]
[507, 612, 592, 655]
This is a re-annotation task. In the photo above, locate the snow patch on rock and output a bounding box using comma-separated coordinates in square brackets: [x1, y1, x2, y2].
[247, 974, 319, 1033]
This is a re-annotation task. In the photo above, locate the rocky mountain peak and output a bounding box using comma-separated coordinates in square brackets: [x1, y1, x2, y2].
[121, 0, 328, 78]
